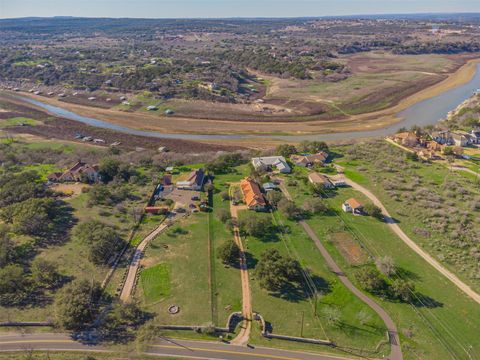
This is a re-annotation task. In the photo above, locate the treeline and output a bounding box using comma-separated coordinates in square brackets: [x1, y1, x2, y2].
[393, 41, 480, 55]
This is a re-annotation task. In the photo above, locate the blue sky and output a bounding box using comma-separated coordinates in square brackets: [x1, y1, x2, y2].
[1, 0, 480, 19]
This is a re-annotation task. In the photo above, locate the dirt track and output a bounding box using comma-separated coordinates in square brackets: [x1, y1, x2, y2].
[229, 185, 252, 346]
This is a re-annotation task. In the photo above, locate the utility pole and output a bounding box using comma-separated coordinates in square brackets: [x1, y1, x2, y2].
[300, 311, 305, 338]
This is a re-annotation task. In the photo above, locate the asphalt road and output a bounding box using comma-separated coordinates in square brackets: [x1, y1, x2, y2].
[0, 333, 352, 360]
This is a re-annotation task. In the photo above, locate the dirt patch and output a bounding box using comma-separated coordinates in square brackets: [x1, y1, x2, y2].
[51, 183, 89, 198]
[8, 117, 244, 153]
[329, 232, 368, 265]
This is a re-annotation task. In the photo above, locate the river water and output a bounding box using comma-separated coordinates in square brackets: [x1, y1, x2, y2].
[11, 63, 480, 142]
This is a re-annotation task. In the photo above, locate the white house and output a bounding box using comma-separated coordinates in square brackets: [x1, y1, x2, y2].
[251, 156, 291, 174]
[342, 198, 363, 215]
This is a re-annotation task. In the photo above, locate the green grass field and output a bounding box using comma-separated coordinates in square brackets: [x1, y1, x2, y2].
[140, 263, 171, 304]
[0, 116, 40, 128]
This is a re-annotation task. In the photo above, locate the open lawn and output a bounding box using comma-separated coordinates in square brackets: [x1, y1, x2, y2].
[140, 263, 171, 304]
[282, 155, 480, 360]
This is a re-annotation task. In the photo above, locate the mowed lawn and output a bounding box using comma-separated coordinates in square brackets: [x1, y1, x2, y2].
[284, 172, 480, 360]
[236, 208, 389, 356]
[140, 263, 171, 303]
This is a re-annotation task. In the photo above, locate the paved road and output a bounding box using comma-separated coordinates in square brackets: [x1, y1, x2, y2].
[0, 333, 351, 360]
[277, 180, 402, 360]
[344, 176, 480, 305]
[229, 184, 252, 346]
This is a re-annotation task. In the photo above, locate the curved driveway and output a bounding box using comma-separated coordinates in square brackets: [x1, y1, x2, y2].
[0, 333, 353, 360]
[344, 177, 480, 305]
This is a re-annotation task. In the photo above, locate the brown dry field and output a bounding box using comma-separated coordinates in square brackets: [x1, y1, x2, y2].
[329, 232, 368, 266]
[3, 53, 480, 142]
[51, 183, 89, 197]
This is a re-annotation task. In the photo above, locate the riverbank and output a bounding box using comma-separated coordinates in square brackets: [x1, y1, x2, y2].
[1, 56, 479, 143]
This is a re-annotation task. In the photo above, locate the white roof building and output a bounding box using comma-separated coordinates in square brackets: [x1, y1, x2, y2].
[251, 156, 291, 174]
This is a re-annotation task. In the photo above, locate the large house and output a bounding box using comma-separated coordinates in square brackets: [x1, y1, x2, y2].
[470, 128, 480, 144]
[308, 172, 334, 189]
[47, 161, 100, 183]
[290, 152, 328, 167]
[342, 198, 363, 215]
[176, 168, 205, 191]
[251, 156, 291, 174]
[240, 178, 267, 211]
[391, 132, 419, 147]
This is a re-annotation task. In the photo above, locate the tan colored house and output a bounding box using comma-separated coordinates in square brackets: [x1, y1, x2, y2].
[392, 132, 419, 147]
[48, 161, 100, 183]
[308, 172, 334, 189]
[290, 152, 328, 167]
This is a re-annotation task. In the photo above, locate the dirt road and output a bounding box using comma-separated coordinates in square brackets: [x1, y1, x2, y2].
[344, 177, 480, 305]
[228, 185, 252, 346]
[277, 180, 402, 360]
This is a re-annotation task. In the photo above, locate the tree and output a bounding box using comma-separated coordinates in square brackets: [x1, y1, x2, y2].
[375, 256, 396, 277]
[406, 152, 419, 161]
[54, 279, 103, 330]
[238, 214, 273, 238]
[303, 198, 328, 215]
[298, 141, 329, 154]
[391, 279, 415, 303]
[355, 268, 387, 294]
[363, 203, 383, 219]
[443, 146, 455, 156]
[31, 258, 60, 288]
[255, 249, 302, 292]
[0, 198, 56, 235]
[275, 144, 297, 158]
[99, 158, 121, 183]
[0, 264, 29, 305]
[278, 199, 304, 220]
[217, 209, 231, 223]
[0, 226, 14, 267]
[266, 191, 284, 208]
[74, 221, 125, 265]
[217, 240, 240, 266]
[220, 191, 230, 201]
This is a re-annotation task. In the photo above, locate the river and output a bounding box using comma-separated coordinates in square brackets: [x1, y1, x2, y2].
[9, 63, 480, 142]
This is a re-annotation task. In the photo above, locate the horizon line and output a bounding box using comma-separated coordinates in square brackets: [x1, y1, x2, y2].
[2, 11, 480, 21]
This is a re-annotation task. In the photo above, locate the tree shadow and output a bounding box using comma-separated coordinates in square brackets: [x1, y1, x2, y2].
[395, 267, 420, 281]
[412, 293, 443, 309]
[270, 274, 331, 303]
